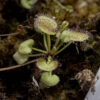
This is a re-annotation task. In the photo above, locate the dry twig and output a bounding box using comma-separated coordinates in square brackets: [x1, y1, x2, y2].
[0, 25, 25, 36]
[0, 59, 38, 71]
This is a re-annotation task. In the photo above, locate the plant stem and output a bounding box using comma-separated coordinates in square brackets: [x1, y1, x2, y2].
[29, 53, 45, 57]
[0, 59, 38, 71]
[51, 32, 63, 55]
[53, 0, 68, 11]
[43, 34, 48, 51]
[32, 47, 47, 54]
[49, 71, 52, 76]
[47, 35, 51, 53]
[51, 20, 69, 55]
[54, 37, 60, 47]
[51, 37, 60, 56]
[55, 41, 72, 55]
[56, 41, 63, 51]
[51, 23, 66, 54]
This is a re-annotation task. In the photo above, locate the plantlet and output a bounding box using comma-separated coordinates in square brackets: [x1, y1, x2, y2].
[13, 14, 89, 88]
[21, 0, 38, 9]
[40, 72, 60, 87]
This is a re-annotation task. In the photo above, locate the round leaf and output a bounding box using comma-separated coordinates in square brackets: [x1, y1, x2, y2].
[34, 15, 58, 35]
[13, 52, 28, 64]
[36, 58, 58, 71]
[18, 39, 34, 54]
[41, 72, 60, 87]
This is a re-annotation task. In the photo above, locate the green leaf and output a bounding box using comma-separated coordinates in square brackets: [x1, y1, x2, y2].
[13, 52, 29, 64]
[41, 72, 60, 87]
[34, 15, 58, 35]
[21, 0, 38, 9]
[36, 57, 58, 71]
[58, 30, 89, 42]
[18, 39, 34, 54]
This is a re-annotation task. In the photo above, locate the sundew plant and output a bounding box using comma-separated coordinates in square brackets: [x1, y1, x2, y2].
[13, 14, 89, 88]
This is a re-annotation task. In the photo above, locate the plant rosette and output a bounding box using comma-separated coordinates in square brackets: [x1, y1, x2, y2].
[34, 15, 58, 35]
[36, 56, 58, 71]
[57, 29, 89, 42]
[18, 39, 34, 55]
[40, 72, 60, 87]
